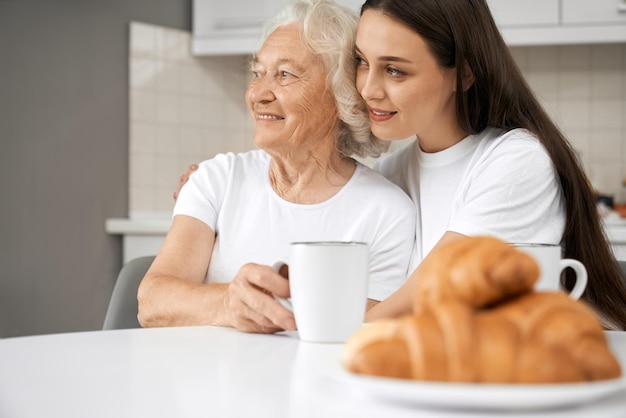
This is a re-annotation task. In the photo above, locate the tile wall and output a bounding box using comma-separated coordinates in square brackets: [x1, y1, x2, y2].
[510, 44, 626, 203]
[128, 22, 626, 217]
[129, 22, 254, 218]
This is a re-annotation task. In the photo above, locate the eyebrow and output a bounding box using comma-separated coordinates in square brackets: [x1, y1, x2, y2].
[355, 46, 413, 64]
[251, 56, 307, 72]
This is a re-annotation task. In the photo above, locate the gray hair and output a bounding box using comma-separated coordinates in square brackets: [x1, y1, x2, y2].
[257, 0, 388, 158]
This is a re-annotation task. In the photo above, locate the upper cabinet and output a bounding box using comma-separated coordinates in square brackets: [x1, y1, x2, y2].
[488, 0, 626, 46]
[192, 0, 363, 55]
[192, 0, 283, 55]
[193, 0, 626, 56]
[562, 0, 626, 24]
[487, 0, 559, 27]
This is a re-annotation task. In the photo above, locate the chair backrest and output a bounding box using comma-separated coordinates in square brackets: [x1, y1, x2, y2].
[103, 256, 155, 330]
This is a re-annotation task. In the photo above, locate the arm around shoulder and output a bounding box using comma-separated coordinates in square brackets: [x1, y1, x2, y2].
[365, 231, 468, 321]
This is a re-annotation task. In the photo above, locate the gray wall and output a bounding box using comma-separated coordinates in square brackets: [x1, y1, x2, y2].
[0, 0, 191, 337]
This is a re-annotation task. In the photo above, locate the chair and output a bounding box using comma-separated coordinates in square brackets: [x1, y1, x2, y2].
[103, 256, 155, 330]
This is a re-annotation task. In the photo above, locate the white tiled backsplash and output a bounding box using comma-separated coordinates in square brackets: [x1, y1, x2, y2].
[129, 22, 254, 218]
[128, 22, 626, 217]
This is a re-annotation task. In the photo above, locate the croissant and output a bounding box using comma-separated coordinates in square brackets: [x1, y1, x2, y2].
[342, 236, 622, 383]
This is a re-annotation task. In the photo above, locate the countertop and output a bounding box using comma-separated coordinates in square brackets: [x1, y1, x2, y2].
[603, 218, 626, 243]
[105, 217, 626, 243]
[105, 217, 171, 235]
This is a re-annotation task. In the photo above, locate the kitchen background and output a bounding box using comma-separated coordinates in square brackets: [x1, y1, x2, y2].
[128, 25, 626, 217]
[2, 0, 626, 338]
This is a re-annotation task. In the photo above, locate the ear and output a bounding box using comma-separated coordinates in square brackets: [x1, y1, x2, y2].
[460, 61, 475, 92]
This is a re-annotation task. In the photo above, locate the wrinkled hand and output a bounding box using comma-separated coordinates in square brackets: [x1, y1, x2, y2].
[224, 263, 296, 334]
[173, 164, 198, 201]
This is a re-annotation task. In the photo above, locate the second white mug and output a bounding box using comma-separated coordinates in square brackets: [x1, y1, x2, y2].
[511, 243, 587, 299]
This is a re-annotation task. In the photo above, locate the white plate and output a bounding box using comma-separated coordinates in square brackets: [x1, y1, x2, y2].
[333, 368, 626, 411]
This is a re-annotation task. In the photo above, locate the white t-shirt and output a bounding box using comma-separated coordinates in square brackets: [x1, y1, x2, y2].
[376, 127, 565, 272]
[174, 150, 416, 301]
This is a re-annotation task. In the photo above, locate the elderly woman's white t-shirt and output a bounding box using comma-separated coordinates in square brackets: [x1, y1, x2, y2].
[174, 150, 416, 301]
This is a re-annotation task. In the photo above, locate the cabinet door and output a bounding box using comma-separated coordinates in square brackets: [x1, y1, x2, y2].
[563, 0, 626, 24]
[486, 0, 559, 27]
[193, 0, 284, 36]
[193, 0, 366, 55]
[338, 0, 365, 12]
[194, 0, 363, 36]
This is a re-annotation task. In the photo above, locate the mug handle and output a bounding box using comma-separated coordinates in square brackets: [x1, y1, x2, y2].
[559, 259, 587, 300]
[271, 261, 293, 311]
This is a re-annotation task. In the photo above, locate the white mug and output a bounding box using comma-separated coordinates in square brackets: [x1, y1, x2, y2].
[511, 243, 587, 299]
[273, 241, 369, 343]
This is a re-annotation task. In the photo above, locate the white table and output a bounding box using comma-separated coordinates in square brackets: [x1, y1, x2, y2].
[1, 326, 625, 418]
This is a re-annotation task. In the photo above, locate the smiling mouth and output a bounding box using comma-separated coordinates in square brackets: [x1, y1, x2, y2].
[256, 113, 284, 120]
[368, 108, 397, 122]
[371, 109, 396, 117]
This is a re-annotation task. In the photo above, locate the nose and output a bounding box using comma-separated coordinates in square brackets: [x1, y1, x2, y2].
[248, 75, 276, 104]
[357, 70, 384, 102]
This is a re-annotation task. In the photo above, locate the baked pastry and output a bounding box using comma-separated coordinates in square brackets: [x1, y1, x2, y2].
[342, 236, 622, 383]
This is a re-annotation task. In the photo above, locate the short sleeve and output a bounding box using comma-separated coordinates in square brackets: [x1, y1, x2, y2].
[173, 153, 234, 229]
[449, 132, 565, 243]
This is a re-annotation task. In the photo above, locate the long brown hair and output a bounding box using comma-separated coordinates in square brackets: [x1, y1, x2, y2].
[361, 0, 626, 329]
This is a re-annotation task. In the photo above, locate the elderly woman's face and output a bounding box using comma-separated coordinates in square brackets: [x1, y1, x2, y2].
[246, 24, 338, 153]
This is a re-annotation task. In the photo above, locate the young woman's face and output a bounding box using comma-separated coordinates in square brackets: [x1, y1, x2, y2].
[355, 10, 459, 149]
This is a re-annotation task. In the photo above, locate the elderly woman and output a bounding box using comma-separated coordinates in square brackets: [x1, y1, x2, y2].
[137, 0, 415, 333]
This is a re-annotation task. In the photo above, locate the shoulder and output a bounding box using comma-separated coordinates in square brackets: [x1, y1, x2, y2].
[479, 127, 545, 153]
[353, 163, 415, 208]
[196, 150, 269, 175]
[373, 140, 417, 187]
[470, 128, 556, 184]
[375, 140, 416, 172]
[476, 127, 551, 165]
[199, 149, 269, 167]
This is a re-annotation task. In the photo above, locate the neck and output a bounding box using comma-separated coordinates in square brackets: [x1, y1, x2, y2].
[418, 122, 469, 154]
[268, 150, 356, 204]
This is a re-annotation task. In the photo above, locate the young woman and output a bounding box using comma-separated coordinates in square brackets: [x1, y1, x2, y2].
[356, 0, 626, 329]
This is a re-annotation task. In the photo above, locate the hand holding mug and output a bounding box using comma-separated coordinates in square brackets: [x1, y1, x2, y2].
[272, 261, 293, 311]
[224, 263, 295, 333]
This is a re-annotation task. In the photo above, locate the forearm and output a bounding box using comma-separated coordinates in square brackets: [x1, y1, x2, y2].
[365, 231, 468, 322]
[365, 299, 379, 311]
[364, 284, 413, 322]
[137, 275, 231, 328]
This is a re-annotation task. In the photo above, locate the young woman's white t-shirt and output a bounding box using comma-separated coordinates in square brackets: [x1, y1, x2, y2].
[376, 127, 566, 272]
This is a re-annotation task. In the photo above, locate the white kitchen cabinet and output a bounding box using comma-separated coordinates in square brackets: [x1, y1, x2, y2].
[486, 0, 559, 27]
[193, 0, 626, 55]
[563, 0, 626, 25]
[492, 0, 626, 46]
[192, 0, 284, 55]
[192, 0, 364, 55]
